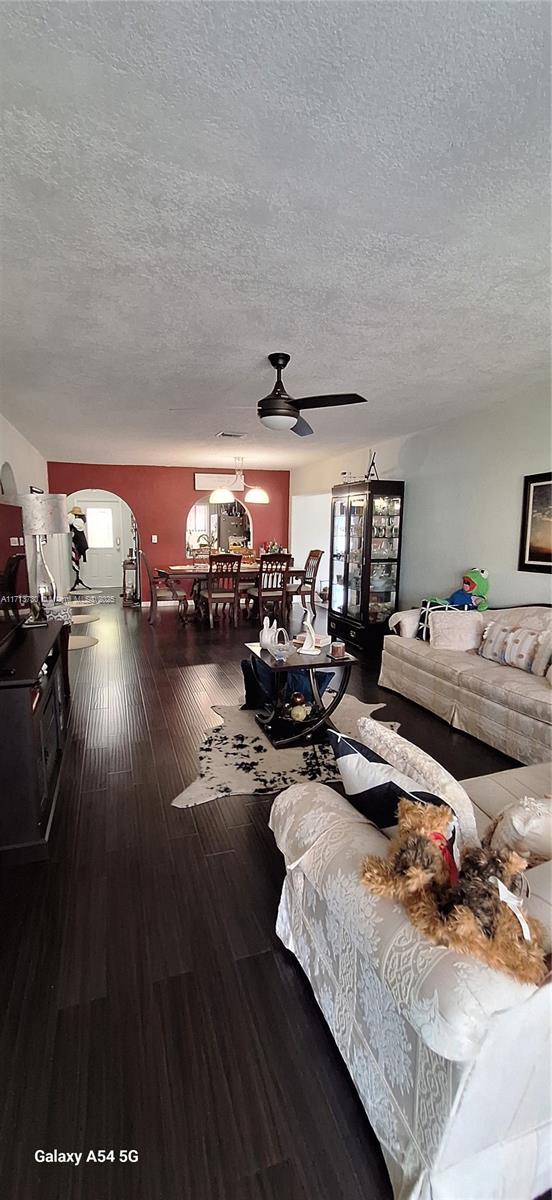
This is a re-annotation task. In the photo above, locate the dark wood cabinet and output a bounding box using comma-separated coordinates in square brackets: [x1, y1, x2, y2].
[0, 623, 69, 863]
[327, 480, 405, 651]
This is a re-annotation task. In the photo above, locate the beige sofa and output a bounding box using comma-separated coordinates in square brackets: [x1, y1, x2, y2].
[270, 760, 552, 1200]
[379, 605, 551, 765]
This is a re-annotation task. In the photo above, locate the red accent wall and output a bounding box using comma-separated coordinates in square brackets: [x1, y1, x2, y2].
[47, 462, 290, 574]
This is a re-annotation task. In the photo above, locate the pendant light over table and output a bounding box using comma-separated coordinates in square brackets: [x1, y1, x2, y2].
[208, 459, 269, 505]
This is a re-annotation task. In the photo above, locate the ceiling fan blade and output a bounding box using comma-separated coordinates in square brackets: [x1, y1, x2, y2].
[168, 405, 252, 412]
[295, 393, 366, 411]
[292, 415, 314, 437]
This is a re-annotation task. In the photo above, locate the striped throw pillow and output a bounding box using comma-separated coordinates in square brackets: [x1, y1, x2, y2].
[327, 730, 449, 834]
[480, 622, 552, 675]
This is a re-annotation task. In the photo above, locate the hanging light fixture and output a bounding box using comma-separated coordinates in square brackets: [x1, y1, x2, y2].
[244, 484, 269, 504]
[208, 485, 235, 504]
[209, 458, 269, 505]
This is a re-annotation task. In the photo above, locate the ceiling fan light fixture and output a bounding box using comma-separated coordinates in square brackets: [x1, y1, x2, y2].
[244, 485, 269, 504]
[260, 413, 297, 431]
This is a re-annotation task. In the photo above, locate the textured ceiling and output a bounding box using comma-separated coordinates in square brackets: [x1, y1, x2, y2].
[0, 1, 549, 468]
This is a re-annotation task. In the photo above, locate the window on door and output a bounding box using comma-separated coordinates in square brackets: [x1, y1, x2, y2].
[86, 507, 114, 549]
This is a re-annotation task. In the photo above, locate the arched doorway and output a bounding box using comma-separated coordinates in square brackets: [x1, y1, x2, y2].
[0, 462, 17, 497]
[67, 488, 139, 593]
[185, 495, 253, 557]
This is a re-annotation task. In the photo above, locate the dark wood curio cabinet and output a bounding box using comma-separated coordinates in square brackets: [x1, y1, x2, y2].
[327, 480, 405, 650]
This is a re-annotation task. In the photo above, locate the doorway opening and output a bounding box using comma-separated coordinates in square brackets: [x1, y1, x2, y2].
[67, 489, 139, 596]
[185, 495, 253, 557]
[0, 462, 18, 497]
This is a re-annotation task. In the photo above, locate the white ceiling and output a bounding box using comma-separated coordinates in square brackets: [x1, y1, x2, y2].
[0, 2, 549, 469]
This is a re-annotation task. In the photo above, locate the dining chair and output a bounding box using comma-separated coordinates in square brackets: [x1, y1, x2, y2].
[287, 548, 324, 618]
[198, 553, 242, 628]
[139, 550, 188, 624]
[247, 553, 291, 623]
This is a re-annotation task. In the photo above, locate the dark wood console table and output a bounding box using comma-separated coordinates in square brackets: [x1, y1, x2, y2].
[0, 623, 70, 864]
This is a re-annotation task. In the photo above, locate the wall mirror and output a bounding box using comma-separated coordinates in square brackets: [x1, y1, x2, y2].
[186, 496, 253, 556]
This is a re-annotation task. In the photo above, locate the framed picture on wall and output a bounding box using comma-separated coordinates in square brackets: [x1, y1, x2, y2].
[518, 472, 552, 572]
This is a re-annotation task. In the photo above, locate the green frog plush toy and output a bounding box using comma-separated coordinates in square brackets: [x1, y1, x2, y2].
[434, 568, 490, 612]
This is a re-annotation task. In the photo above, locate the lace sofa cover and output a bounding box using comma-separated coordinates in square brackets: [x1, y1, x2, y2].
[270, 782, 551, 1200]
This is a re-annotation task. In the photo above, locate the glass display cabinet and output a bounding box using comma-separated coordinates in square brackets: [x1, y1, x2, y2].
[328, 480, 405, 649]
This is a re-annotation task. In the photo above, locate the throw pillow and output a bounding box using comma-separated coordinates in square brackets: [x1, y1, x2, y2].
[531, 630, 552, 678]
[525, 861, 552, 955]
[388, 609, 420, 638]
[326, 729, 450, 835]
[485, 796, 552, 866]
[356, 715, 479, 848]
[416, 599, 469, 642]
[479, 622, 543, 673]
[428, 609, 485, 651]
[479, 620, 511, 664]
[504, 628, 543, 673]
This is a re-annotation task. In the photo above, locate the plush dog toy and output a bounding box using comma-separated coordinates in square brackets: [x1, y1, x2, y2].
[361, 796, 457, 901]
[362, 798, 547, 985]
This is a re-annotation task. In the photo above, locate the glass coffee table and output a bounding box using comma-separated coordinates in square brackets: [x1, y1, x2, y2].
[245, 641, 357, 749]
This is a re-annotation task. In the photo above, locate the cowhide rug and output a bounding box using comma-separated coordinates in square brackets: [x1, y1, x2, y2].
[171, 696, 399, 809]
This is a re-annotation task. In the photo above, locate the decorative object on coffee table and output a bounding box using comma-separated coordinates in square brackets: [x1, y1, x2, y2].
[266, 627, 294, 661]
[298, 612, 318, 655]
[518, 471, 552, 573]
[259, 616, 278, 650]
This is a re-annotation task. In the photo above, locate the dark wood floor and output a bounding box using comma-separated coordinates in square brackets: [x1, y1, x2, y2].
[0, 599, 517, 1200]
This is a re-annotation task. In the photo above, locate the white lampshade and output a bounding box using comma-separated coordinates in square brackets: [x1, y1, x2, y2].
[209, 486, 235, 504]
[244, 486, 269, 504]
[260, 413, 297, 431]
[20, 492, 69, 536]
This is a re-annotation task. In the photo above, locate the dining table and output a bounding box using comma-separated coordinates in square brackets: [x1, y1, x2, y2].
[161, 561, 306, 621]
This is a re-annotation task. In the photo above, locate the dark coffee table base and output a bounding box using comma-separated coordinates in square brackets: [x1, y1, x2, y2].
[254, 660, 352, 749]
[255, 710, 332, 749]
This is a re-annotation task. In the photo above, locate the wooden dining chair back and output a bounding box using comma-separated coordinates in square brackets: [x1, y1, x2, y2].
[248, 552, 291, 623]
[200, 554, 242, 628]
[139, 550, 188, 624]
[301, 548, 324, 616]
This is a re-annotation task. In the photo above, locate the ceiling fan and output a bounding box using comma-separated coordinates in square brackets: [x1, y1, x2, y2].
[258, 352, 367, 437]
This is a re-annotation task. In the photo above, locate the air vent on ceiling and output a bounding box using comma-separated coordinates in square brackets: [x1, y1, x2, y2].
[215, 430, 246, 439]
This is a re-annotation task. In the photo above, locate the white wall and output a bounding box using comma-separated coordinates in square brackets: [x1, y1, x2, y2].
[0, 413, 70, 595]
[291, 391, 551, 609]
[290, 492, 332, 593]
[0, 412, 48, 494]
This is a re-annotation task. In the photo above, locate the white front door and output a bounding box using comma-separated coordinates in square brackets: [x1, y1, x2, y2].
[81, 499, 123, 588]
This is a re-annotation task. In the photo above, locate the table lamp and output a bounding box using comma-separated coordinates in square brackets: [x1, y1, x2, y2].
[20, 492, 68, 608]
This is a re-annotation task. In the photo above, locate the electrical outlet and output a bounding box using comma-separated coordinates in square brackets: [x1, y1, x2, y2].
[151, 534, 158, 544]
[10, 536, 19, 547]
